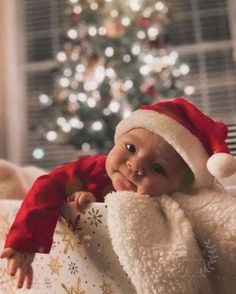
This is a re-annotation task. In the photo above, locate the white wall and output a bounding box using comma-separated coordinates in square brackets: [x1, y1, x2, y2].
[0, 0, 27, 164]
[0, 1, 7, 158]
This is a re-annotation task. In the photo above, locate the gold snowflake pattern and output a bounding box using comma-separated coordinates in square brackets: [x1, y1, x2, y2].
[67, 215, 82, 234]
[0, 215, 10, 240]
[56, 217, 83, 254]
[99, 281, 113, 294]
[87, 208, 103, 227]
[47, 256, 62, 275]
[61, 277, 86, 294]
[0, 267, 16, 294]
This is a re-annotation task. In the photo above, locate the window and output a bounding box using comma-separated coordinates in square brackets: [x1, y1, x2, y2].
[21, 0, 80, 169]
[169, 0, 236, 154]
[20, 0, 236, 169]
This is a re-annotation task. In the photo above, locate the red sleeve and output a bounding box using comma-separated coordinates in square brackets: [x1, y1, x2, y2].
[4, 155, 102, 253]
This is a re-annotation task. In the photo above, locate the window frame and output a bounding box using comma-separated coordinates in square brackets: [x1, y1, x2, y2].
[227, 0, 236, 60]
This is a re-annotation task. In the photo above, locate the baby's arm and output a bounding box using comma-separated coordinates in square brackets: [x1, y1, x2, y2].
[70, 191, 96, 210]
[0, 248, 35, 289]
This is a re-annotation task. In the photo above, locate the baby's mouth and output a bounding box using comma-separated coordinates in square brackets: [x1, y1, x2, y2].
[113, 171, 137, 192]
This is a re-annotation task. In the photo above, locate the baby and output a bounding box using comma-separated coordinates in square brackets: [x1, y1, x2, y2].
[73, 128, 194, 206]
[1, 97, 235, 289]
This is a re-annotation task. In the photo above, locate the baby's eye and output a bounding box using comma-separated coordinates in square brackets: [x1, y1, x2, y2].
[152, 163, 166, 175]
[125, 143, 136, 154]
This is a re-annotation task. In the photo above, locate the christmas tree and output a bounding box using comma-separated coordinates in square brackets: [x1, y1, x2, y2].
[38, 0, 192, 154]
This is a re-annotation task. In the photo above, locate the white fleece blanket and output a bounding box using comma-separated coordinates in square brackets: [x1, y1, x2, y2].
[0, 160, 45, 199]
[105, 186, 236, 294]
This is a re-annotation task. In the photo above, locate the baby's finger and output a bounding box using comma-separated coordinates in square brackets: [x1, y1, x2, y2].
[79, 193, 95, 205]
[78, 193, 88, 206]
[87, 193, 96, 202]
[73, 193, 84, 209]
[25, 267, 33, 289]
[69, 191, 80, 202]
[16, 268, 26, 289]
[8, 258, 19, 276]
[0, 248, 15, 259]
[73, 191, 82, 197]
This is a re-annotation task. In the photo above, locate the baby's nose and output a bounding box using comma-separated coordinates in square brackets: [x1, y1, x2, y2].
[126, 158, 144, 176]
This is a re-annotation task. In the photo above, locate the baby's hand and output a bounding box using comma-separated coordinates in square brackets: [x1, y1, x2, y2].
[71, 191, 96, 210]
[0, 248, 35, 289]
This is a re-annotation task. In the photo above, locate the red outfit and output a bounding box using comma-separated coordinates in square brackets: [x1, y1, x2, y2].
[5, 155, 113, 253]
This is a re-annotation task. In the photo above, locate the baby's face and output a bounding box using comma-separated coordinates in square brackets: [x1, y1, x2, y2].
[106, 128, 191, 196]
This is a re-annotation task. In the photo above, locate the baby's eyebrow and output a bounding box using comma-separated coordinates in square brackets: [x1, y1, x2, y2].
[153, 155, 168, 167]
[146, 148, 168, 167]
[125, 133, 139, 140]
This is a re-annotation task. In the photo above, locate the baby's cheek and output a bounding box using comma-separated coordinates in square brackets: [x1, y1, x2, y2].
[140, 179, 169, 196]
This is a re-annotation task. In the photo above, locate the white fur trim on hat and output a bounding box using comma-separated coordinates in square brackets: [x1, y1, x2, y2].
[115, 109, 214, 188]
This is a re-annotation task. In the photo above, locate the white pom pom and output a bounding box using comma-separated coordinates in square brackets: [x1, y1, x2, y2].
[207, 153, 236, 178]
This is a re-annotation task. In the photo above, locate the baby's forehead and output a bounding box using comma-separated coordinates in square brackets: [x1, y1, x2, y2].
[123, 128, 168, 146]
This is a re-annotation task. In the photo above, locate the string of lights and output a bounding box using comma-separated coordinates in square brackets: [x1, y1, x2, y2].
[34, 0, 193, 159]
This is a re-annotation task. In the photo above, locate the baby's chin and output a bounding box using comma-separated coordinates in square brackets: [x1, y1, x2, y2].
[112, 173, 137, 192]
[113, 179, 137, 192]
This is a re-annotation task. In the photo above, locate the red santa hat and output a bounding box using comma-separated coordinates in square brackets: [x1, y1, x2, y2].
[115, 97, 236, 188]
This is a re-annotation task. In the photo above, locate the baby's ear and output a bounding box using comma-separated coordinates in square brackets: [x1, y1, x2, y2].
[0, 248, 15, 259]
